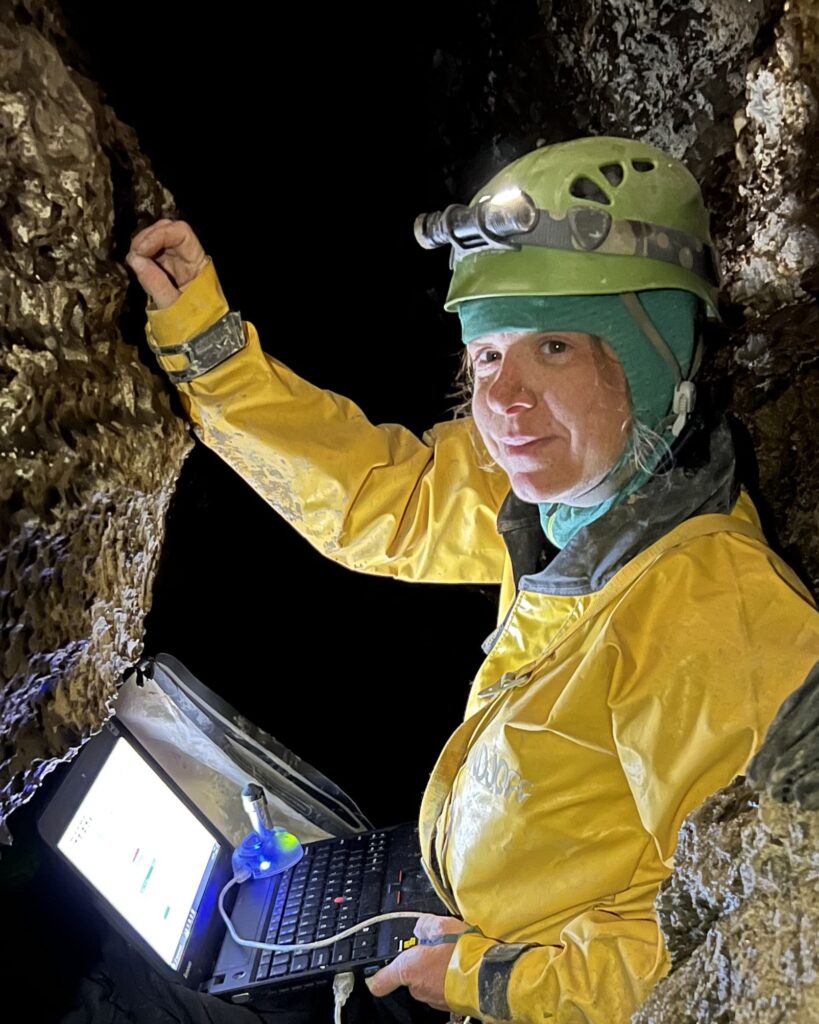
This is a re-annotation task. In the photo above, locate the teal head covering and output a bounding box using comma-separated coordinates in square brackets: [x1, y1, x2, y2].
[458, 290, 699, 547]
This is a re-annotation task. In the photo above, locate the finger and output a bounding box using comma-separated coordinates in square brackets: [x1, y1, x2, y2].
[128, 221, 207, 291]
[158, 251, 209, 290]
[125, 252, 181, 309]
[365, 953, 409, 998]
[133, 221, 204, 265]
[155, 252, 181, 279]
[131, 218, 174, 251]
[132, 220, 189, 257]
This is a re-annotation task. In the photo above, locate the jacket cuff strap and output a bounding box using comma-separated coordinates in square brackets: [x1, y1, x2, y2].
[150, 310, 247, 383]
[477, 942, 535, 1021]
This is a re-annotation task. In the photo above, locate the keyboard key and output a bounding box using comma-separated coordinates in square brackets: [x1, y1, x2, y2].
[311, 947, 331, 969]
[352, 934, 376, 958]
[291, 954, 310, 973]
[331, 940, 352, 964]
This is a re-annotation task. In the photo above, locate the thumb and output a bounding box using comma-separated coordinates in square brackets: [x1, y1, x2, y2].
[365, 955, 406, 998]
[126, 252, 181, 310]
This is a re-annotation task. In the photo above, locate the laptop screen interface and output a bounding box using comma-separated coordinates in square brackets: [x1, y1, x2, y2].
[57, 736, 221, 969]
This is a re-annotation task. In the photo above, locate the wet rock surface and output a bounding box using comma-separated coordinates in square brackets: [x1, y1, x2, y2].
[635, 784, 819, 1022]
[708, 0, 819, 595]
[0, 0, 191, 829]
[540, 0, 776, 180]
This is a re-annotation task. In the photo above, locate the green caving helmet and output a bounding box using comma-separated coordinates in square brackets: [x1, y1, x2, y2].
[443, 136, 719, 315]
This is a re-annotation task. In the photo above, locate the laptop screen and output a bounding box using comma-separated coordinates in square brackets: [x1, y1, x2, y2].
[57, 735, 221, 970]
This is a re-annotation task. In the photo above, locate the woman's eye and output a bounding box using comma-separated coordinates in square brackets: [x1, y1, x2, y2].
[542, 338, 569, 355]
[475, 350, 500, 366]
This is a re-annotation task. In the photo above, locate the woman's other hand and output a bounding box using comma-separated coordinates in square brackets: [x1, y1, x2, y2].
[125, 219, 209, 309]
[365, 913, 470, 1012]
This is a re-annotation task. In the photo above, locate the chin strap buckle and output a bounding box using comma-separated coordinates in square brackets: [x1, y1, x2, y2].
[671, 380, 696, 438]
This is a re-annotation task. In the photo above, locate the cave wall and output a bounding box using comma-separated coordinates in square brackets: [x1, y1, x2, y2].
[0, 0, 191, 831]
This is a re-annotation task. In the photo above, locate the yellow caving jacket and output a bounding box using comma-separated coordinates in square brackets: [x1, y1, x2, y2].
[145, 260, 819, 1023]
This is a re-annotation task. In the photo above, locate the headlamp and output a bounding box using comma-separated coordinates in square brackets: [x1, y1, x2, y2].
[413, 189, 539, 260]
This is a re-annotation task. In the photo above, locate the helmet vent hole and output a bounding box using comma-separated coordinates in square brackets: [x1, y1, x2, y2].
[569, 176, 610, 205]
[632, 160, 655, 173]
[600, 163, 624, 187]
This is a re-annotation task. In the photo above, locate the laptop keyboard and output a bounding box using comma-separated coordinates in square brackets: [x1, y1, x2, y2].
[255, 830, 389, 981]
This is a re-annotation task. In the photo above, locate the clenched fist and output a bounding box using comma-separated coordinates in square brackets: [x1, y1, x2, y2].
[126, 218, 209, 310]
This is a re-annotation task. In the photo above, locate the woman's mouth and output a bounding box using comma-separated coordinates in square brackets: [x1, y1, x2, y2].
[499, 436, 556, 457]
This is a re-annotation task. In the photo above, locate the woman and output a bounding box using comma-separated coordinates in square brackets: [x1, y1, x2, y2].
[127, 137, 819, 1023]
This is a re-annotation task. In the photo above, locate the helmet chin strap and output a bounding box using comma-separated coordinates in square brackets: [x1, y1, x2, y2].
[557, 293, 702, 510]
[620, 293, 695, 439]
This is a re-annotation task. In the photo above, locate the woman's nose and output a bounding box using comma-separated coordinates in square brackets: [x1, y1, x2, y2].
[486, 362, 537, 414]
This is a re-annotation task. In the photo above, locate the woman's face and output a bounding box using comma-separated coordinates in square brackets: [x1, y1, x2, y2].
[469, 331, 632, 504]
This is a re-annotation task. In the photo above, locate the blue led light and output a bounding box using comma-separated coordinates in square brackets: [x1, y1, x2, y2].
[232, 827, 304, 879]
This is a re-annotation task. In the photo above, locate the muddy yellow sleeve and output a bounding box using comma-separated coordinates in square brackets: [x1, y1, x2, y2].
[144, 259, 509, 583]
[445, 915, 666, 1023]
